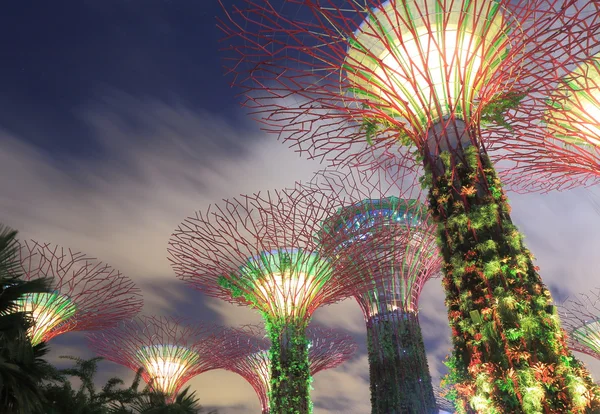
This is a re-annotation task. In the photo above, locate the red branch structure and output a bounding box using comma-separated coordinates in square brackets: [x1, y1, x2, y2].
[217, 324, 357, 414]
[13, 240, 143, 345]
[87, 316, 221, 401]
[218, 0, 600, 412]
[560, 288, 600, 361]
[219, 0, 598, 169]
[168, 186, 378, 413]
[310, 167, 442, 413]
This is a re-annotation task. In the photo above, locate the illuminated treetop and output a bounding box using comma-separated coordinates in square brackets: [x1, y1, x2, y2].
[13, 240, 143, 345]
[497, 49, 600, 192]
[168, 186, 378, 324]
[87, 316, 220, 399]
[312, 168, 441, 316]
[218, 324, 357, 413]
[219, 0, 595, 167]
[560, 288, 600, 361]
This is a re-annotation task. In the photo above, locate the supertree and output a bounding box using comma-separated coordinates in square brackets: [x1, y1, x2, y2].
[560, 288, 600, 362]
[87, 316, 220, 401]
[434, 385, 457, 413]
[311, 167, 442, 413]
[219, 0, 600, 411]
[168, 186, 378, 413]
[489, 19, 600, 193]
[12, 240, 142, 345]
[217, 324, 357, 413]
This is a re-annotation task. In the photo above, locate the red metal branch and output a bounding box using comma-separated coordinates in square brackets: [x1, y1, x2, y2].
[87, 316, 221, 399]
[15, 240, 143, 343]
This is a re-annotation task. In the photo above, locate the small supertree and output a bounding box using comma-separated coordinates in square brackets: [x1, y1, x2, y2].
[87, 316, 220, 402]
[13, 240, 143, 345]
[168, 187, 376, 413]
[218, 324, 356, 414]
[560, 288, 600, 362]
[313, 167, 441, 413]
[219, 0, 600, 411]
[434, 385, 457, 413]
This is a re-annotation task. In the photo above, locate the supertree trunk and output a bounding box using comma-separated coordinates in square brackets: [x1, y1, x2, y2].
[267, 320, 311, 414]
[423, 121, 598, 413]
[366, 311, 435, 414]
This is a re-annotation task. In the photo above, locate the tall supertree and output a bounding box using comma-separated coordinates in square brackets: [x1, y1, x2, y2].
[87, 316, 220, 401]
[218, 324, 357, 413]
[311, 167, 442, 413]
[560, 288, 600, 362]
[219, 0, 600, 411]
[13, 240, 142, 345]
[168, 186, 377, 413]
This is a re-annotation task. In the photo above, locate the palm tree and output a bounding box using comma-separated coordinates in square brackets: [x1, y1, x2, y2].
[126, 386, 215, 414]
[41, 356, 136, 414]
[0, 225, 54, 413]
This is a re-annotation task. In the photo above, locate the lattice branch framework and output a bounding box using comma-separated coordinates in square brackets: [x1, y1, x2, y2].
[218, 324, 357, 413]
[219, 0, 598, 170]
[560, 288, 600, 360]
[87, 316, 221, 399]
[312, 167, 442, 317]
[168, 186, 381, 324]
[14, 240, 143, 345]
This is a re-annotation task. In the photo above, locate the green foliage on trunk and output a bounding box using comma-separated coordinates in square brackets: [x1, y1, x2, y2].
[422, 145, 600, 413]
[366, 312, 436, 414]
[266, 320, 311, 414]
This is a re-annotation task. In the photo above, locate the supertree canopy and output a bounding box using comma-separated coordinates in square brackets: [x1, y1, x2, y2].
[312, 167, 442, 413]
[87, 316, 219, 400]
[220, 0, 600, 411]
[218, 325, 357, 414]
[497, 50, 600, 192]
[168, 187, 377, 413]
[560, 288, 600, 361]
[13, 240, 142, 345]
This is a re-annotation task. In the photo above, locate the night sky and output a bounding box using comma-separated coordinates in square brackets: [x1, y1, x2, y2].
[1, 1, 600, 413]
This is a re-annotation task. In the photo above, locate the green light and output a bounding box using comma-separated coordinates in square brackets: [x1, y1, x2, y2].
[136, 345, 200, 396]
[345, 0, 509, 126]
[572, 320, 600, 355]
[546, 55, 600, 148]
[14, 292, 77, 345]
[238, 249, 332, 319]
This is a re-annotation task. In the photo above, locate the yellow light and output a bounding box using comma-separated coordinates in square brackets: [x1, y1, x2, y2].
[14, 292, 77, 345]
[254, 271, 315, 317]
[346, 0, 508, 125]
[136, 345, 199, 396]
[547, 55, 600, 148]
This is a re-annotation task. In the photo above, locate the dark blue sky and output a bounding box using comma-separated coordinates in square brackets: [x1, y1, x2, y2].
[0, 0, 237, 157]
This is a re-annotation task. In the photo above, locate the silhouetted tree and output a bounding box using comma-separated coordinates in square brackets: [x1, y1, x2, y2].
[0, 225, 54, 413]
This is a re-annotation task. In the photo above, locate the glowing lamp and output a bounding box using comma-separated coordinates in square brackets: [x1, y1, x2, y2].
[546, 55, 600, 148]
[15, 292, 77, 345]
[346, 0, 509, 127]
[136, 345, 200, 396]
[240, 249, 332, 319]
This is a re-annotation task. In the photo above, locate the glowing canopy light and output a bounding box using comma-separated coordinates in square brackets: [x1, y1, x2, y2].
[323, 197, 426, 238]
[546, 55, 600, 148]
[346, 0, 509, 126]
[239, 249, 332, 320]
[15, 292, 77, 345]
[135, 345, 200, 396]
[572, 320, 600, 357]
